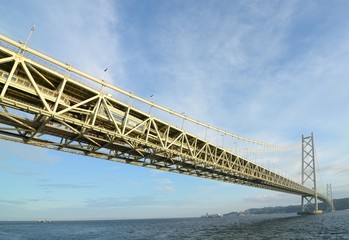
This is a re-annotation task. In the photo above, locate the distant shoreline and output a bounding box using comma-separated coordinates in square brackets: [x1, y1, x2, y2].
[224, 197, 349, 216]
[1, 198, 347, 222]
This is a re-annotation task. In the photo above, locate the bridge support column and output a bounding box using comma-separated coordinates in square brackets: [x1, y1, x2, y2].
[327, 184, 335, 211]
[299, 133, 322, 215]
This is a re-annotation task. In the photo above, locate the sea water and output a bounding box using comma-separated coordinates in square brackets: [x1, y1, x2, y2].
[0, 211, 348, 239]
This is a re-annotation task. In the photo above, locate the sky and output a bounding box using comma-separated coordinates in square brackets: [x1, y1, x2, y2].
[0, 0, 349, 220]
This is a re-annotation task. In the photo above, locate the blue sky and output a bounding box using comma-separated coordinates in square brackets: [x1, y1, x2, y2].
[0, 0, 349, 220]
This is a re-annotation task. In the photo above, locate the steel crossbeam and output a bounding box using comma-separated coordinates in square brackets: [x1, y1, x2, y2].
[0, 34, 331, 204]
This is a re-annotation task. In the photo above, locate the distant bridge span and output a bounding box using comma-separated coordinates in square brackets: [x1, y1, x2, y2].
[0, 34, 333, 210]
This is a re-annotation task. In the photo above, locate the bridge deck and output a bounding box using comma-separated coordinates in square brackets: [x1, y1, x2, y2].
[0, 34, 329, 203]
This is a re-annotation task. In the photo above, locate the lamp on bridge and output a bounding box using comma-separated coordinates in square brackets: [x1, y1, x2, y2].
[99, 67, 109, 93]
[149, 94, 154, 114]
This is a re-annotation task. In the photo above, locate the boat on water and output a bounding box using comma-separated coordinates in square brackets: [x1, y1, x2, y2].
[201, 213, 223, 218]
[37, 220, 51, 223]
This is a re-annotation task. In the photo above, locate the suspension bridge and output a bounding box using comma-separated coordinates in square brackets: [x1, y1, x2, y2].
[0, 32, 335, 214]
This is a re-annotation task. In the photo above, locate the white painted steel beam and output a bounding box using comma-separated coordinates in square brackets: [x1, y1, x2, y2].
[0, 34, 331, 205]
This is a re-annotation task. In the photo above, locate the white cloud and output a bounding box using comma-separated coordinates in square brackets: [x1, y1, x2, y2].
[38, 183, 97, 189]
[24, 0, 124, 88]
[243, 193, 299, 207]
[0, 140, 60, 164]
[154, 178, 176, 194]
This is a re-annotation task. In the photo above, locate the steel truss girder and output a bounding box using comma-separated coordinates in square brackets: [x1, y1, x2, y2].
[0, 34, 330, 201]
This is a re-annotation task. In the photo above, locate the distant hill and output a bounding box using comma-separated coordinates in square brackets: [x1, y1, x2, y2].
[225, 198, 349, 215]
[330, 198, 349, 210]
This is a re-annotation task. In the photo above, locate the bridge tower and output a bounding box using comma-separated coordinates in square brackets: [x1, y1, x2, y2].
[300, 133, 322, 214]
[326, 184, 335, 211]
